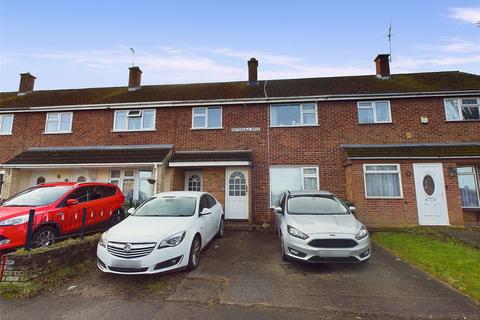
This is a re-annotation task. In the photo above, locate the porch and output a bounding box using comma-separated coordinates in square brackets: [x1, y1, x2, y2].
[167, 150, 253, 223]
[0, 145, 173, 208]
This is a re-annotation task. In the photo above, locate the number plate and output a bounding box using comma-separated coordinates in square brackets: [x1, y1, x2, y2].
[318, 250, 349, 258]
[111, 259, 141, 268]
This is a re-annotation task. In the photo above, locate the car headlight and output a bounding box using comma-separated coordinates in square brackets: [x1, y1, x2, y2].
[158, 231, 186, 249]
[0, 214, 30, 227]
[98, 232, 107, 248]
[355, 225, 369, 240]
[287, 225, 309, 240]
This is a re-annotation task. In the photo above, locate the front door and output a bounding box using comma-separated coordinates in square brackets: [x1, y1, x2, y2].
[185, 171, 203, 191]
[225, 168, 249, 220]
[413, 163, 449, 226]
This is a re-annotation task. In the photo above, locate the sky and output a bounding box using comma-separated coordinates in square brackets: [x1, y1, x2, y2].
[0, 0, 479, 91]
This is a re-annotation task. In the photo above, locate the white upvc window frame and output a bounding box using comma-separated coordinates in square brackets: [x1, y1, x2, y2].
[457, 165, 480, 208]
[44, 112, 73, 134]
[301, 167, 320, 190]
[444, 97, 480, 121]
[363, 164, 403, 199]
[0, 114, 14, 135]
[112, 109, 156, 132]
[357, 101, 392, 124]
[270, 103, 318, 127]
[269, 165, 320, 206]
[191, 107, 223, 129]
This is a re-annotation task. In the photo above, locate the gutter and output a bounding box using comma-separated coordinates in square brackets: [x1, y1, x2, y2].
[1, 90, 479, 114]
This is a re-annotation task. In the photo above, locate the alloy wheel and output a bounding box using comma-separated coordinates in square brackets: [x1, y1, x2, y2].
[35, 230, 55, 247]
[192, 238, 201, 266]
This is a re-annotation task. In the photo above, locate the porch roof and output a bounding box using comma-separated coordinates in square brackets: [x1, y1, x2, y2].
[169, 150, 252, 167]
[341, 142, 480, 159]
[1, 145, 173, 168]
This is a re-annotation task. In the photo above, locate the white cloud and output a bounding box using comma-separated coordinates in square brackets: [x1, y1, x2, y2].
[394, 54, 480, 71]
[449, 7, 480, 24]
[29, 46, 372, 84]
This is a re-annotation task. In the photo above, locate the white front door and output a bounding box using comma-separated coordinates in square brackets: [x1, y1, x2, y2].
[185, 171, 203, 191]
[413, 163, 449, 226]
[225, 168, 249, 220]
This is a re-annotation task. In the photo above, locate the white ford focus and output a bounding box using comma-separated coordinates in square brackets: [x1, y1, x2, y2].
[97, 191, 224, 274]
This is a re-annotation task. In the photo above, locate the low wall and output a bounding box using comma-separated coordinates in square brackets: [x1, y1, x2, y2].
[1, 234, 99, 283]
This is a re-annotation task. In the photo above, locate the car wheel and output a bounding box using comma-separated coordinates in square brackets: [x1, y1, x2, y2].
[31, 226, 58, 248]
[280, 236, 290, 262]
[216, 216, 224, 238]
[187, 236, 201, 271]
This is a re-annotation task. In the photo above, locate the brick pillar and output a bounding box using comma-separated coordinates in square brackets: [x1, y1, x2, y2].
[152, 164, 164, 194]
[1, 168, 21, 199]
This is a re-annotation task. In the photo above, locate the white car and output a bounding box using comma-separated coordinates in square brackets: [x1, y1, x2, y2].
[274, 191, 371, 263]
[96, 191, 224, 274]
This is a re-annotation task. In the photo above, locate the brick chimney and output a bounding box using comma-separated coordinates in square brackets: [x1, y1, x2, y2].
[18, 73, 36, 96]
[248, 58, 258, 85]
[374, 54, 390, 79]
[128, 66, 142, 91]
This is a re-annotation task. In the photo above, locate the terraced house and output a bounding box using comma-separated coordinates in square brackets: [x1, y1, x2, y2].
[0, 54, 479, 227]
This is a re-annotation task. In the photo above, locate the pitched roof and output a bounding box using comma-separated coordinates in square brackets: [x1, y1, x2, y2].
[341, 143, 480, 159]
[1, 71, 479, 110]
[2, 145, 173, 165]
[170, 150, 252, 162]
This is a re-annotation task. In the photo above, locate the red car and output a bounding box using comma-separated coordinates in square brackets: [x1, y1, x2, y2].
[0, 182, 125, 251]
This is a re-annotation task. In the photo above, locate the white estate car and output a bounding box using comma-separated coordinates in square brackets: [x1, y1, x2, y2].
[274, 191, 371, 263]
[97, 191, 224, 274]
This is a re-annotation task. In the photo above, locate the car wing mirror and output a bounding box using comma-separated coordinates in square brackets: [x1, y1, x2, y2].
[349, 206, 357, 214]
[66, 199, 79, 206]
[127, 207, 135, 215]
[274, 206, 283, 214]
[200, 208, 212, 216]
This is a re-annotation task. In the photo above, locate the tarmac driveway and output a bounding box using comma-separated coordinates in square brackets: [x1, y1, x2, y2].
[169, 230, 480, 319]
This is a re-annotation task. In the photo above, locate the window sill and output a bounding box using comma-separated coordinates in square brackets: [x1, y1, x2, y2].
[269, 124, 319, 128]
[365, 196, 403, 200]
[462, 207, 480, 212]
[445, 120, 480, 123]
[111, 129, 157, 133]
[0, 133, 12, 136]
[357, 122, 393, 125]
[190, 127, 224, 130]
[42, 131, 73, 135]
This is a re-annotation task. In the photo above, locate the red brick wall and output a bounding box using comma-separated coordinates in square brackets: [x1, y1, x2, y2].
[1, 96, 479, 225]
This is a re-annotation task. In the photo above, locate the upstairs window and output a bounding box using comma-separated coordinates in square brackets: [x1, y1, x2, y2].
[114, 109, 155, 131]
[0, 114, 13, 135]
[192, 107, 222, 129]
[445, 98, 480, 121]
[270, 103, 317, 127]
[357, 101, 391, 124]
[45, 112, 73, 134]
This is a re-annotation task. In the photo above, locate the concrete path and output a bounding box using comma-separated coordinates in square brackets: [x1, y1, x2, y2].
[440, 228, 480, 248]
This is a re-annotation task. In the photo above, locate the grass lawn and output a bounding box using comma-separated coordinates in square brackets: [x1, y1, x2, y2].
[373, 230, 480, 303]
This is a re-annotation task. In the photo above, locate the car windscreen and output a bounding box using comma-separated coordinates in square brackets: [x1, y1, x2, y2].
[2, 186, 73, 207]
[287, 195, 349, 215]
[132, 196, 197, 217]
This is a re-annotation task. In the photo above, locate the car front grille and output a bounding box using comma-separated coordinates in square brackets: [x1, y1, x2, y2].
[308, 238, 358, 248]
[308, 256, 359, 263]
[107, 241, 156, 259]
[108, 266, 149, 273]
